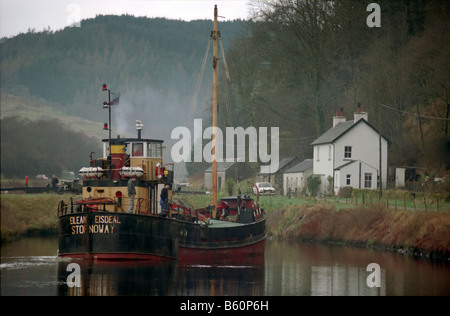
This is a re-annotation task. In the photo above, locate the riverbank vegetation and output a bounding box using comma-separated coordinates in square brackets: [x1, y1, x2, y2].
[2, 192, 449, 261]
[267, 203, 450, 260]
[1, 193, 64, 244]
[176, 193, 449, 259]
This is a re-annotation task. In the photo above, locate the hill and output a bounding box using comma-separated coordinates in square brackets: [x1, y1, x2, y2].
[1, 93, 104, 139]
[1, 5, 450, 181]
[0, 116, 101, 178]
[216, 0, 450, 177]
[0, 15, 246, 179]
[1, 15, 246, 138]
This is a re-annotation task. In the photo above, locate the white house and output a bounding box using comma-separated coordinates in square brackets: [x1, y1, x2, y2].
[282, 159, 313, 196]
[310, 109, 390, 195]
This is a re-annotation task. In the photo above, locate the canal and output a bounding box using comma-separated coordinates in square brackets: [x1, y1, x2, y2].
[1, 236, 449, 296]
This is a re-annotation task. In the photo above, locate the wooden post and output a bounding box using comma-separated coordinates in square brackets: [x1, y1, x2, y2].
[378, 103, 382, 199]
[386, 192, 389, 208]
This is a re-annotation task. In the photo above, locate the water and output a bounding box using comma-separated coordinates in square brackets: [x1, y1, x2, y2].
[1, 237, 449, 296]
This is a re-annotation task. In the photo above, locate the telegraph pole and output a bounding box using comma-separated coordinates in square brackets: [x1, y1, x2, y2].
[378, 103, 382, 199]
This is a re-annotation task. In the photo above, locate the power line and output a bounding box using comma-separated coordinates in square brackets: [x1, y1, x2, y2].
[379, 103, 450, 121]
[278, 135, 317, 141]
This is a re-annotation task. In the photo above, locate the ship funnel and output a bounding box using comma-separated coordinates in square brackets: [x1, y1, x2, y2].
[136, 120, 143, 139]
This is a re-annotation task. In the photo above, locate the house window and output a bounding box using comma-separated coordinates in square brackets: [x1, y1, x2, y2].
[346, 174, 351, 185]
[364, 173, 372, 188]
[344, 146, 352, 158]
[316, 147, 320, 161]
[328, 145, 332, 160]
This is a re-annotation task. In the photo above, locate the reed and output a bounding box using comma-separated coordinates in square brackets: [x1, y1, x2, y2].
[269, 202, 450, 258]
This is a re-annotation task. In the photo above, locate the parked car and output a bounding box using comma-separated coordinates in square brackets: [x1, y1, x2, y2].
[253, 182, 276, 195]
[35, 174, 48, 180]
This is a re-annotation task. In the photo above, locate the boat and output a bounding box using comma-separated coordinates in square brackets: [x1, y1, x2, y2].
[57, 5, 267, 262]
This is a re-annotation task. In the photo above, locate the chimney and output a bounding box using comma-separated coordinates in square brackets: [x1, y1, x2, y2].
[354, 103, 368, 123]
[136, 120, 143, 139]
[333, 107, 346, 128]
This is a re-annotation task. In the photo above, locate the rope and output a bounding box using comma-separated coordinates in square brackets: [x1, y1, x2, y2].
[187, 38, 212, 122]
[379, 103, 450, 121]
[174, 38, 212, 180]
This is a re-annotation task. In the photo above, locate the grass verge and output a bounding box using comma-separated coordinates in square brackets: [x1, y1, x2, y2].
[1, 193, 69, 244]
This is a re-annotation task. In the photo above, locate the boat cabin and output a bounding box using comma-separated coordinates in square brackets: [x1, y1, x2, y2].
[100, 137, 164, 182]
[77, 134, 170, 215]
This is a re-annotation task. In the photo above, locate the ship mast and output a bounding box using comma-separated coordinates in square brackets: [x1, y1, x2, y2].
[211, 5, 218, 217]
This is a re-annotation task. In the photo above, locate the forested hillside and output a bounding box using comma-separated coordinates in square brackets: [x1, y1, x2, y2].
[218, 0, 450, 177]
[1, 15, 245, 135]
[1, 2, 450, 180]
[1, 117, 101, 178]
[1, 15, 245, 178]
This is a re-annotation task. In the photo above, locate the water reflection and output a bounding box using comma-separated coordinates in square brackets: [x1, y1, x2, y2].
[175, 263, 264, 296]
[264, 240, 450, 296]
[2, 237, 449, 296]
[57, 260, 177, 296]
[56, 259, 264, 296]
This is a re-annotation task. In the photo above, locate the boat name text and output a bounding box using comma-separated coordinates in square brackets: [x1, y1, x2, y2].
[70, 215, 121, 235]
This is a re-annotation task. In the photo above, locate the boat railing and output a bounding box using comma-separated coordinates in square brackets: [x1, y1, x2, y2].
[57, 197, 158, 216]
[167, 203, 210, 225]
[57, 197, 215, 225]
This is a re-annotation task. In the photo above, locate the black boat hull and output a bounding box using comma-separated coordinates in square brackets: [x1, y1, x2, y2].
[58, 212, 179, 260]
[58, 211, 267, 261]
[178, 217, 267, 264]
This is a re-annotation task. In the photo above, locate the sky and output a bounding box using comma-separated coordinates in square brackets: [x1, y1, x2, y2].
[0, 0, 253, 38]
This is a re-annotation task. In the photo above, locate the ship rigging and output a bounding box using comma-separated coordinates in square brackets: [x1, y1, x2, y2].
[57, 6, 267, 263]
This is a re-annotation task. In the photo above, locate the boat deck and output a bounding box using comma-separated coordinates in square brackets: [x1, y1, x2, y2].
[208, 219, 245, 228]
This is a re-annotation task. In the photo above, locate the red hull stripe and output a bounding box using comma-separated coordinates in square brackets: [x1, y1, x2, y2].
[58, 252, 175, 261]
[178, 240, 265, 264]
[58, 240, 265, 262]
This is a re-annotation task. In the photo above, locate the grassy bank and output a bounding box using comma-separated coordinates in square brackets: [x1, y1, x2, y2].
[2, 192, 449, 261]
[268, 203, 450, 260]
[176, 193, 450, 260]
[1, 193, 68, 244]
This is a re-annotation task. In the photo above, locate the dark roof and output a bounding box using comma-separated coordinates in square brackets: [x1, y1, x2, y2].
[310, 119, 391, 146]
[284, 159, 313, 173]
[278, 157, 297, 170]
[334, 159, 377, 171]
[258, 157, 297, 174]
[205, 162, 244, 172]
[334, 160, 357, 170]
